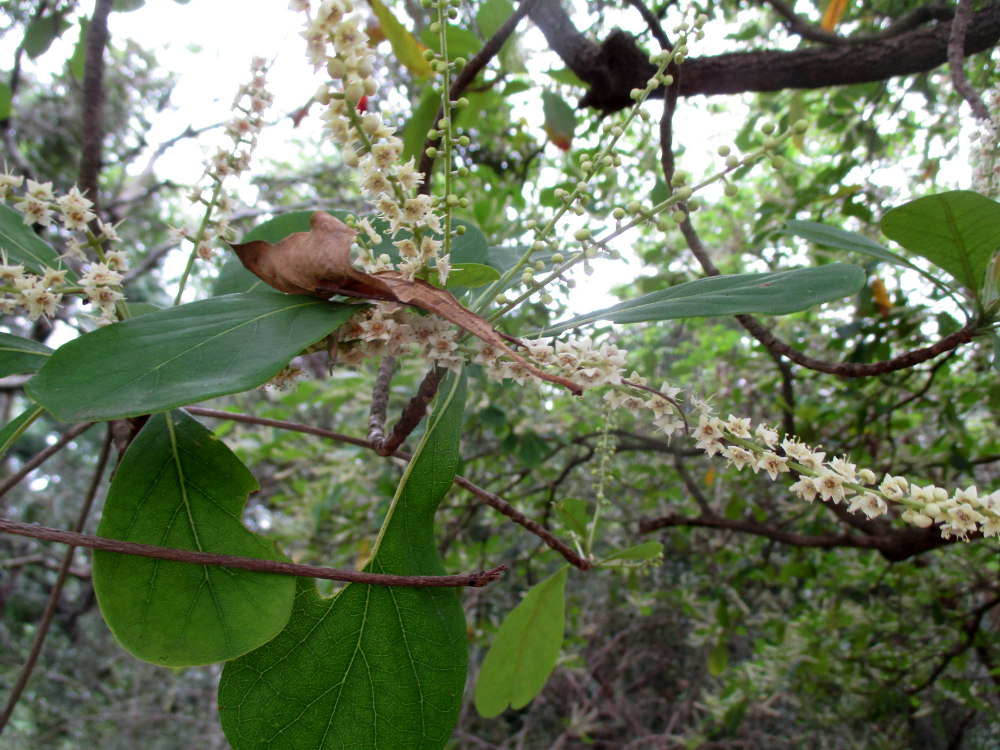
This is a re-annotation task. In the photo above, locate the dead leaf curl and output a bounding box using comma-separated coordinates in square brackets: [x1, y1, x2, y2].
[232, 211, 583, 396]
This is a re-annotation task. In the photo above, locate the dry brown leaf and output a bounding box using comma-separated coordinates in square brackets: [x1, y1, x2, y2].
[232, 211, 583, 396]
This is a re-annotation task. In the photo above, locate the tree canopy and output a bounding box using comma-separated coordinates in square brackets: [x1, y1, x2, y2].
[1, 0, 998, 748]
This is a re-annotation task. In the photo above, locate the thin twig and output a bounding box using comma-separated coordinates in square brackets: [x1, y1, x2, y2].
[453, 474, 592, 570]
[948, 0, 997, 124]
[418, 0, 539, 190]
[0, 422, 96, 500]
[764, 0, 954, 45]
[185, 406, 592, 570]
[373, 366, 443, 456]
[0, 518, 506, 588]
[0, 426, 112, 736]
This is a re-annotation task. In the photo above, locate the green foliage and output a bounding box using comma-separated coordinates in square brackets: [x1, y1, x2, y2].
[881, 190, 1000, 302]
[542, 264, 866, 333]
[219, 371, 469, 749]
[26, 293, 357, 421]
[92, 411, 296, 666]
[0, 332, 51, 377]
[474, 566, 568, 718]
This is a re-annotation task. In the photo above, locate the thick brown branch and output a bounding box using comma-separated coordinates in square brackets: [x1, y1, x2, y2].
[0, 518, 506, 588]
[529, 0, 1000, 112]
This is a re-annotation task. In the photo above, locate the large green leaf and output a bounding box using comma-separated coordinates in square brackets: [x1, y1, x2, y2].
[0, 204, 74, 278]
[0, 332, 52, 376]
[538, 264, 866, 335]
[26, 292, 356, 422]
[219, 371, 469, 750]
[474, 566, 568, 718]
[880, 191, 1000, 293]
[92, 411, 295, 666]
[783, 219, 959, 297]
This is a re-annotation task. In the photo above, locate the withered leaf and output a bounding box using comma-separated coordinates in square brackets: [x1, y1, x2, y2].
[232, 211, 583, 396]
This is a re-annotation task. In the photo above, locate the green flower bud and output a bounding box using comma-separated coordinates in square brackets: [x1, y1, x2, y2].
[574, 227, 592, 241]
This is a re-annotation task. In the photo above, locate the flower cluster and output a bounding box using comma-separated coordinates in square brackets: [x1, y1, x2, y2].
[178, 56, 272, 267]
[682, 407, 1000, 540]
[0, 175, 126, 325]
[296, 0, 447, 282]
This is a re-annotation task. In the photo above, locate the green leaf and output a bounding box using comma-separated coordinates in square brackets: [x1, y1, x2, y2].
[219, 371, 469, 750]
[0, 402, 44, 462]
[0, 332, 52, 377]
[26, 292, 357, 422]
[0, 204, 75, 278]
[545, 68, 586, 87]
[542, 90, 575, 150]
[68, 18, 89, 79]
[707, 636, 729, 676]
[0, 81, 12, 120]
[539, 264, 866, 335]
[21, 12, 70, 59]
[601, 541, 664, 564]
[783, 219, 959, 297]
[92, 411, 294, 665]
[475, 566, 568, 718]
[476, 0, 521, 70]
[436, 262, 500, 289]
[367, 0, 433, 77]
[555, 498, 589, 539]
[880, 191, 1000, 293]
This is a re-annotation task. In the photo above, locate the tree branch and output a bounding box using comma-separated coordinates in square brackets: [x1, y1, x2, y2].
[78, 0, 114, 209]
[763, 0, 955, 46]
[529, 0, 1000, 112]
[638, 510, 955, 560]
[185, 406, 592, 570]
[0, 422, 96, 502]
[0, 518, 506, 588]
[948, 0, 997, 125]
[0, 426, 112, 736]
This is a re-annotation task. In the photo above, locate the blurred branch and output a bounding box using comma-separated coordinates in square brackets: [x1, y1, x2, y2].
[79, 0, 114, 209]
[0, 422, 96, 502]
[948, 0, 997, 124]
[0, 425, 111, 736]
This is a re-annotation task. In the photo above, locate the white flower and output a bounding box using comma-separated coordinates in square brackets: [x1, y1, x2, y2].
[848, 492, 887, 519]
